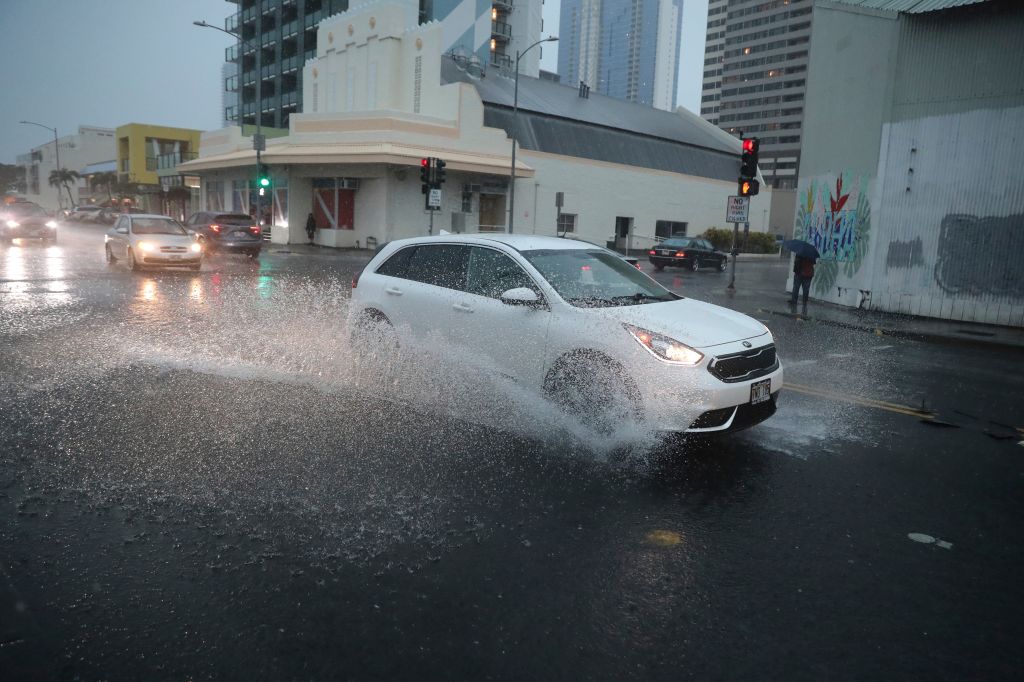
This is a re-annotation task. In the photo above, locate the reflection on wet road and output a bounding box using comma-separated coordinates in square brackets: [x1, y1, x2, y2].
[1, 222, 1021, 680]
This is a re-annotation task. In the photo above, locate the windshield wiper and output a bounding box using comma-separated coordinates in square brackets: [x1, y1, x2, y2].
[609, 293, 675, 304]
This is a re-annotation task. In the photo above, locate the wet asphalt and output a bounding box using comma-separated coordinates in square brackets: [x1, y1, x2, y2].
[1, 222, 1022, 680]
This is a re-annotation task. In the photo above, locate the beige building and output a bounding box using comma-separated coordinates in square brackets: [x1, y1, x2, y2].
[182, 0, 770, 250]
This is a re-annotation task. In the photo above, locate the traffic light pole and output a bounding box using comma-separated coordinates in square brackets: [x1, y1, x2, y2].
[727, 222, 740, 291]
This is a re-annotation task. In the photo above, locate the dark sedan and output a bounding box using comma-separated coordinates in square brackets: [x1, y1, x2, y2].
[1, 202, 58, 243]
[185, 212, 262, 258]
[648, 237, 728, 272]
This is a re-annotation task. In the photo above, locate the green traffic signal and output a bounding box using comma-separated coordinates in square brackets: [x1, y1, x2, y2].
[259, 177, 270, 187]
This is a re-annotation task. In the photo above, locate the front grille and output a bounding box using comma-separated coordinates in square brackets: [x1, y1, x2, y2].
[159, 246, 188, 253]
[708, 344, 778, 383]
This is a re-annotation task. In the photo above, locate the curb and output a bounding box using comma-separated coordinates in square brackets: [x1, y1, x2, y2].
[765, 308, 1024, 353]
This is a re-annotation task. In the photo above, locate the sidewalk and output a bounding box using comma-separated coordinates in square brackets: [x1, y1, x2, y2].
[700, 261, 1024, 352]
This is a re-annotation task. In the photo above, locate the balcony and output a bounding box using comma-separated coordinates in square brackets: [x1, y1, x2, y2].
[242, 6, 258, 22]
[261, 65, 277, 79]
[281, 19, 299, 37]
[226, 12, 240, 33]
[156, 151, 198, 174]
[225, 44, 239, 62]
[281, 55, 300, 73]
[492, 21, 511, 39]
[493, 0, 514, 10]
[490, 53, 511, 69]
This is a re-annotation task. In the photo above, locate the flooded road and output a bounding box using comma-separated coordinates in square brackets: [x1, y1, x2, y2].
[2, 223, 1022, 680]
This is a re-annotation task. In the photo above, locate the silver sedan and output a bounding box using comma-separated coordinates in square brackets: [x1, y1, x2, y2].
[104, 214, 203, 271]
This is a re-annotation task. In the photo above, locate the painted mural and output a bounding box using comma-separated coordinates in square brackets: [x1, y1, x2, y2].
[795, 172, 872, 294]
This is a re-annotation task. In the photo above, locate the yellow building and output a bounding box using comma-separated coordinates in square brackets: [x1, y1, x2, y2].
[115, 123, 202, 214]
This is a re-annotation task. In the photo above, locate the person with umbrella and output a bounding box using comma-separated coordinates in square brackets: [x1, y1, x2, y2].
[782, 240, 820, 306]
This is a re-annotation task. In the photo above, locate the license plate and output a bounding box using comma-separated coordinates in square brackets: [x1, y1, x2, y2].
[170, 254, 182, 259]
[750, 378, 771, 405]
[658, 250, 671, 255]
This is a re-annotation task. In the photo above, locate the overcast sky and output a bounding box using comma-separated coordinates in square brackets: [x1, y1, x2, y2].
[1, 0, 708, 165]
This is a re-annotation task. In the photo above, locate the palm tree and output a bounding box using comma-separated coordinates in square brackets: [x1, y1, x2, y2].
[90, 171, 118, 204]
[48, 168, 80, 208]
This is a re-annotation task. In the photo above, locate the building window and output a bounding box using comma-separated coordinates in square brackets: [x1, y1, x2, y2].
[557, 213, 577, 234]
[462, 191, 473, 213]
[655, 220, 687, 239]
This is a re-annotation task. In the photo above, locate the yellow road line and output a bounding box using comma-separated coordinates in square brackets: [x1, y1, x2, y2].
[786, 382, 935, 420]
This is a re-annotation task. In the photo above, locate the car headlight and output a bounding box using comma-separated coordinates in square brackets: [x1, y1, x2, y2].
[190, 243, 202, 253]
[624, 324, 704, 366]
[46, 220, 58, 228]
[137, 241, 156, 252]
[6, 220, 19, 228]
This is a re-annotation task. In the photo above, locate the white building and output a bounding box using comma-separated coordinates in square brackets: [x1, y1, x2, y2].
[181, 0, 769, 250]
[16, 126, 116, 210]
[793, 0, 1024, 327]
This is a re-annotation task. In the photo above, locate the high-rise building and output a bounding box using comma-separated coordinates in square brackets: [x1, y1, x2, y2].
[223, 0, 542, 131]
[557, 0, 682, 111]
[700, 0, 813, 189]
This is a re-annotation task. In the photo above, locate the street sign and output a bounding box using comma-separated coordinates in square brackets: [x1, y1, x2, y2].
[252, 134, 266, 152]
[726, 195, 750, 223]
[428, 188, 442, 209]
[555, 191, 564, 208]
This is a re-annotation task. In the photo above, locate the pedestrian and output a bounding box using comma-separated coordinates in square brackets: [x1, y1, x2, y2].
[305, 212, 317, 245]
[790, 254, 815, 305]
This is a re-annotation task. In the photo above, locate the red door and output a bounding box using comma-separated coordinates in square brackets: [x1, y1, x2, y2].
[314, 188, 335, 228]
[337, 189, 354, 230]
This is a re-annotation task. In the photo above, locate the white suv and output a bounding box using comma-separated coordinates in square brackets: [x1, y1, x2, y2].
[349, 235, 783, 435]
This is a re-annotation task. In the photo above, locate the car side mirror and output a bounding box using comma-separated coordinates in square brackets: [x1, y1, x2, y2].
[116, 227, 128, 234]
[500, 287, 540, 306]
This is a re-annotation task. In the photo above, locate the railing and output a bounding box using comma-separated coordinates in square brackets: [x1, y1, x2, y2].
[490, 53, 512, 69]
[225, 44, 239, 61]
[226, 12, 240, 33]
[156, 151, 198, 170]
[492, 0, 514, 10]
[261, 65, 277, 79]
[225, 75, 239, 91]
[282, 19, 298, 37]
[492, 21, 512, 39]
[145, 156, 158, 171]
[242, 6, 258, 22]
[304, 10, 323, 28]
[281, 55, 299, 73]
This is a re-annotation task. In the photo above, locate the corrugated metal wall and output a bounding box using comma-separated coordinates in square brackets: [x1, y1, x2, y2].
[865, 3, 1024, 326]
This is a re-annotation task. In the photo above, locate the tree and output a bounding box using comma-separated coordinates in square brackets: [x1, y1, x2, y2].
[90, 171, 118, 203]
[48, 168, 80, 208]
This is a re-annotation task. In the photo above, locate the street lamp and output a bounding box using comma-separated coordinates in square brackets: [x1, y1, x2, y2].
[508, 36, 557, 234]
[19, 120, 62, 210]
[193, 19, 266, 229]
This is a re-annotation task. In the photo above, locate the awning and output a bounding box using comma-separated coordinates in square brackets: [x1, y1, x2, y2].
[179, 141, 534, 178]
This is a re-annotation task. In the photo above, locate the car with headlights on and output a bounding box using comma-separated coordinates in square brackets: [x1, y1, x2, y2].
[648, 237, 728, 272]
[1, 202, 59, 243]
[104, 213, 203, 271]
[348, 235, 782, 436]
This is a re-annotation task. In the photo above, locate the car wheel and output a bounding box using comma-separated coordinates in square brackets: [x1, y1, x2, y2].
[652, 260, 665, 271]
[544, 353, 642, 436]
[690, 257, 699, 272]
[127, 248, 141, 272]
[350, 310, 400, 371]
[718, 257, 727, 272]
[105, 243, 117, 263]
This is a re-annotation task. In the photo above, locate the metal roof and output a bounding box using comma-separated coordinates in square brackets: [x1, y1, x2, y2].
[826, 0, 992, 13]
[441, 56, 742, 182]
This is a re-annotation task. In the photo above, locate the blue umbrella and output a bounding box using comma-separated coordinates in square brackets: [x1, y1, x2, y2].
[781, 239, 820, 262]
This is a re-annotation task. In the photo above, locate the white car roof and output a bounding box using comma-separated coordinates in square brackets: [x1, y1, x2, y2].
[388, 233, 599, 252]
[128, 214, 177, 220]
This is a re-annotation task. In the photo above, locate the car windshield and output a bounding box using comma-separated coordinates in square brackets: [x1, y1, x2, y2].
[213, 214, 253, 224]
[522, 248, 676, 308]
[7, 204, 46, 217]
[132, 218, 186, 235]
[661, 238, 694, 248]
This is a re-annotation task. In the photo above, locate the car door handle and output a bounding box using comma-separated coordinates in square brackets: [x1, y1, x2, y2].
[384, 287, 403, 296]
[452, 302, 474, 313]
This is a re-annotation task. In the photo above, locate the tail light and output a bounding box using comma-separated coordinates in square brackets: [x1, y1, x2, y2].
[634, 262, 642, 270]
[210, 224, 221, 233]
[648, 250, 655, 255]
[675, 251, 685, 257]
[351, 268, 363, 289]
[250, 225, 261, 234]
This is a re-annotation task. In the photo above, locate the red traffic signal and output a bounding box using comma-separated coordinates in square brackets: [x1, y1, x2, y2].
[420, 157, 432, 191]
[742, 138, 759, 154]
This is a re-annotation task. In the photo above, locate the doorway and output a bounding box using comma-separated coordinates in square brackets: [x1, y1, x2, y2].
[615, 216, 634, 253]
[478, 194, 506, 232]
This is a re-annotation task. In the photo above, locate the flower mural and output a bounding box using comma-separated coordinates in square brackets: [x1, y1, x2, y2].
[795, 171, 872, 294]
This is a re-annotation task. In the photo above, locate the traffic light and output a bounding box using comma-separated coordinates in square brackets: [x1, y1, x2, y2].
[434, 159, 446, 186]
[738, 136, 760, 196]
[739, 178, 760, 197]
[420, 157, 431, 193]
[257, 164, 271, 196]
